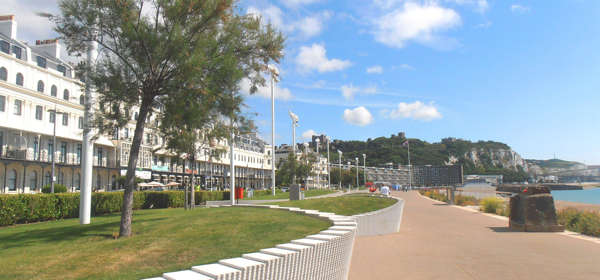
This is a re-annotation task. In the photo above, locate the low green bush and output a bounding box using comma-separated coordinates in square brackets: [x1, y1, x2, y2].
[0, 190, 230, 226]
[41, 184, 68, 193]
[557, 208, 600, 237]
[454, 195, 479, 206]
[420, 189, 449, 202]
[480, 197, 506, 215]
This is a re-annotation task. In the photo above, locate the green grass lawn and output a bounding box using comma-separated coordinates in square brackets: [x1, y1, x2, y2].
[0, 207, 330, 280]
[268, 195, 397, 216]
[242, 189, 337, 200]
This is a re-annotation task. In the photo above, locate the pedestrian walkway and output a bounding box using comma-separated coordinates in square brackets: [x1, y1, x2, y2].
[349, 191, 600, 280]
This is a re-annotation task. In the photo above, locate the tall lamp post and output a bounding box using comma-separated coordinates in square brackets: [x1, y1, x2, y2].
[362, 153, 366, 186]
[48, 105, 66, 194]
[315, 138, 320, 188]
[355, 157, 359, 190]
[326, 136, 330, 189]
[337, 150, 342, 190]
[229, 129, 235, 206]
[268, 64, 278, 196]
[289, 111, 299, 184]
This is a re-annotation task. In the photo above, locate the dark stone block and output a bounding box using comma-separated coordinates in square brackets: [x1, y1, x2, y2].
[289, 184, 304, 200]
[509, 185, 564, 232]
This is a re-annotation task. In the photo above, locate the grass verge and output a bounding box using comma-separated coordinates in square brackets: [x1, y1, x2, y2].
[0, 207, 330, 280]
[242, 189, 337, 200]
[268, 195, 396, 216]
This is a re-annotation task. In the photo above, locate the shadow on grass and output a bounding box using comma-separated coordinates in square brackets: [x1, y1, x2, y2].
[0, 216, 168, 250]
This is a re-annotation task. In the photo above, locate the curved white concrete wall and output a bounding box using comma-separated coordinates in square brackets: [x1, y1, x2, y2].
[352, 196, 405, 236]
[143, 205, 357, 280]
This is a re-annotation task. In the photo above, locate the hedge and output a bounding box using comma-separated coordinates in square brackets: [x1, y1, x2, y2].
[0, 191, 230, 226]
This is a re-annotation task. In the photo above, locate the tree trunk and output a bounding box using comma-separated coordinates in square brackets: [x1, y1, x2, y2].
[119, 96, 152, 238]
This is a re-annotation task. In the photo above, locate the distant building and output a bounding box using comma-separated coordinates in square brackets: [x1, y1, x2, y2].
[464, 174, 503, 185]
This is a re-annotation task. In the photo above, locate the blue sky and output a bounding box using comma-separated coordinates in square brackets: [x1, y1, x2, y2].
[4, 1, 600, 164]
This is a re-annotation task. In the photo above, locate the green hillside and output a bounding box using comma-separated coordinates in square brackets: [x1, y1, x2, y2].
[328, 134, 528, 182]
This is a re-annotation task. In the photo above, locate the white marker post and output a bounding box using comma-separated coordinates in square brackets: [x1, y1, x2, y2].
[80, 41, 97, 225]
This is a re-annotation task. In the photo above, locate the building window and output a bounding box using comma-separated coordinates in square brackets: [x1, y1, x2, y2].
[62, 114, 68, 126]
[78, 117, 83, 129]
[124, 128, 129, 139]
[33, 139, 39, 161]
[0, 41, 9, 54]
[76, 144, 82, 164]
[96, 174, 101, 189]
[134, 112, 138, 121]
[63, 90, 69, 101]
[97, 147, 103, 166]
[13, 99, 21, 115]
[7, 169, 17, 191]
[57, 65, 66, 77]
[79, 95, 84, 105]
[48, 141, 54, 162]
[75, 173, 80, 190]
[12, 46, 22, 60]
[146, 133, 151, 145]
[35, 105, 43, 120]
[60, 142, 67, 163]
[29, 171, 37, 191]
[49, 111, 55, 123]
[0, 95, 5, 112]
[15, 73, 23, 86]
[45, 171, 51, 186]
[37, 80, 44, 93]
[0, 67, 6, 81]
[51, 85, 57, 97]
[36, 56, 47, 68]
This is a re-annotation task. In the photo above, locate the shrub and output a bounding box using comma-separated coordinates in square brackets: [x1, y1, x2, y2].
[0, 190, 231, 226]
[454, 195, 479, 206]
[41, 184, 68, 193]
[480, 197, 506, 215]
[557, 208, 600, 237]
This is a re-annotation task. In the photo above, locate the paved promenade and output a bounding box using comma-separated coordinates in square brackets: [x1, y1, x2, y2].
[349, 191, 600, 280]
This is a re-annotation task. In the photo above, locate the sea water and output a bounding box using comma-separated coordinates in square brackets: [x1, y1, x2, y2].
[551, 188, 600, 205]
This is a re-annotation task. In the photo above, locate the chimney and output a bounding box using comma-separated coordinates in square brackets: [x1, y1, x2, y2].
[34, 39, 61, 59]
[0, 15, 17, 39]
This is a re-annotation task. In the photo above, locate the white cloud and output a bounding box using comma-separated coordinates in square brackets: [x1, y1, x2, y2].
[280, 0, 321, 8]
[510, 4, 530, 14]
[301, 129, 318, 139]
[343, 107, 374, 126]
[341, 85, 359, 100]
[239, 78, 293, 100]
[373, 2, 461, 49]
[385, 101, 442, 121]
[247, 6, 328, 39]
[446, 0, 489, 14]
[296, 43, 351, 73]
[340, 84, 378, 100]
[366, 65, 384, 74]
[297, 16, 323, 38]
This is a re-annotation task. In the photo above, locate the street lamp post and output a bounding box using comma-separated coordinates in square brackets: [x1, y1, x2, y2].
[315, 138, 320, 188]
[337, 150, 342, 190]
[355, 157, 359, 191]
[48, 105, 66, 194]
[362, 153, 366, 187]
[269, 65, 278, 196]
[289, 111, 299, 184]
[230, 130, 235, 206]
[326, 137, 330, 189]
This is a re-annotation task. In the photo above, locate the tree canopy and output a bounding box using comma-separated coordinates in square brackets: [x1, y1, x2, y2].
[51, 0, 284, 237]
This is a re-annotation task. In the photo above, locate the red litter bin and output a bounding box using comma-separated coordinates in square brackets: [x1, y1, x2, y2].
[235, 187, 244, 199]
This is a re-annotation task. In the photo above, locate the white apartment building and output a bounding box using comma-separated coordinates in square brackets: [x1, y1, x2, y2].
[274, 144, 329, 188]
[0, 15, 273, 193]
